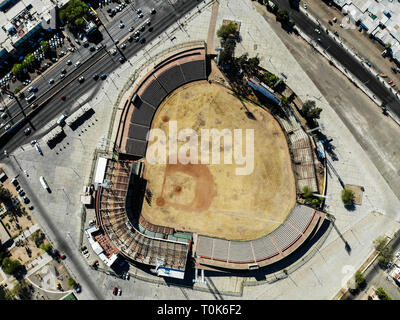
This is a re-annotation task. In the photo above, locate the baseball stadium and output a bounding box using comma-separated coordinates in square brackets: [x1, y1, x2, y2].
[93, 42, 328, 280]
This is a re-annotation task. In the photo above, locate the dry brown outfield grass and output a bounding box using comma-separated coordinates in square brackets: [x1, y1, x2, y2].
[141, 82, 296, 241]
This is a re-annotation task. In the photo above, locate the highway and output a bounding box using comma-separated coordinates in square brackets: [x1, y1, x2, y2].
[274, 0, 400, 118]
[0, 0, 201, 155]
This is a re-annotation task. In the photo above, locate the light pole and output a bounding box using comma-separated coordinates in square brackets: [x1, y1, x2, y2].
[90, 7, 127, 60]
[0, 86, 27, 119]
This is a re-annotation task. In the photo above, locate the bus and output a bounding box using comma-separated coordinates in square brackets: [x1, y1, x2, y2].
[39, 176, 49, 191]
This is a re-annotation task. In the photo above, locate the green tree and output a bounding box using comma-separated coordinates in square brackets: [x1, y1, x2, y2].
[247, 56, 260, 74]
[302, 185, 313, 200]
[11, 63, 23, 76]
[280, 95, 289, 106]
[302, 100, 322, 120]
[375, 287, 392, 300]
[374, 236, 388, 252]
[40, 243, 52, 253]
[217, 22, 238, 40]
[2, 257, 21, 275]
[276, 10, 290, 24]
[0, 185, 12, 203]
[218, 39, 236, 66]
[354, 270, 366, 289]
[374, 236, 394, 268]
[341, 188, 355, 206]
[60, 0, 89, 29]
[74, 17, 86, 29]
[263, 71, 280, 87]
[40, 41, 51, 54]
[378, 245, 393, 267]
[22, 53, 36, 70]
[67, 277, 77, 288]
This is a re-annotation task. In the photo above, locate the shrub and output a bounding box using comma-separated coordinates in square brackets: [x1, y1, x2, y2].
[2, 257, 21, 275]
[341, 188, 355, 206]
[217, 22, 238, 40]
[354, 271, 366, 289]
[67, 277, 77, 288]
[40, 243, 52, 253]
[375, 287, 392, 300]
[302, 100, 322, 120]
[302, 186, 313, 200]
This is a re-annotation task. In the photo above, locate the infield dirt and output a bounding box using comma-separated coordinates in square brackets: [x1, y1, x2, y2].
[141, 81, 296, 241]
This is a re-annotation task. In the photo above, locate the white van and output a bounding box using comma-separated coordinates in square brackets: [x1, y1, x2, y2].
[25, 93, 36, 103]
[56, 114, 66, 125]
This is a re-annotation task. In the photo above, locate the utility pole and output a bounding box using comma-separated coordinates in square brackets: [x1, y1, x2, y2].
[0, 86, 27, 118]
[89, 7, 127, 60]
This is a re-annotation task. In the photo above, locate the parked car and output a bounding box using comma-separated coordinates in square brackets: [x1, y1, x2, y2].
[75, 285, 81, 293]
[75, 61, 81, 67]
[60, 254, 66, 260]
[60, 95, 66, 101]
[113, 287, 118, 295]
[78, 76, 85, 83]
[23, 128, 31, 135]
[100, 73, 107, 80]
[49, 79, 54, 84]
[92, 73, 99, 80]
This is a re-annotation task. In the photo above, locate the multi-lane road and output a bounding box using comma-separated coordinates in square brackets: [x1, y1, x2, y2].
[275, 0, 400, 119]
[0, 0, 201, 155]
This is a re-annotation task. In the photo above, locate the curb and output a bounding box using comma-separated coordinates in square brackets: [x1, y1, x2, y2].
[296, 8, 400, 128]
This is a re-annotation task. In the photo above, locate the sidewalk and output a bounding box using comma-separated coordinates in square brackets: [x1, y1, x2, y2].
[8, 223, 40, 250]
[25, 253, 53, 277]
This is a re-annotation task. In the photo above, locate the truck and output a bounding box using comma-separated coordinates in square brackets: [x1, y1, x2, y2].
[39, 176, 49, 191]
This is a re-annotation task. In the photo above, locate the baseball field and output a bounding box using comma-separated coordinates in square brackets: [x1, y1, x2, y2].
[141, 81, 296, 241]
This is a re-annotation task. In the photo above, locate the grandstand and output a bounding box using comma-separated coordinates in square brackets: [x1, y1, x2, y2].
[194, 204, 325, 270]
[95, 159, 190, 277]
[115, 44, 207, 159]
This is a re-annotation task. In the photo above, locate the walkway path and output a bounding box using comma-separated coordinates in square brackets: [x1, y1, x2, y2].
[207, 0, 220, 55]
[25, 253, 53, 277]
[8, 223, 40, 250]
